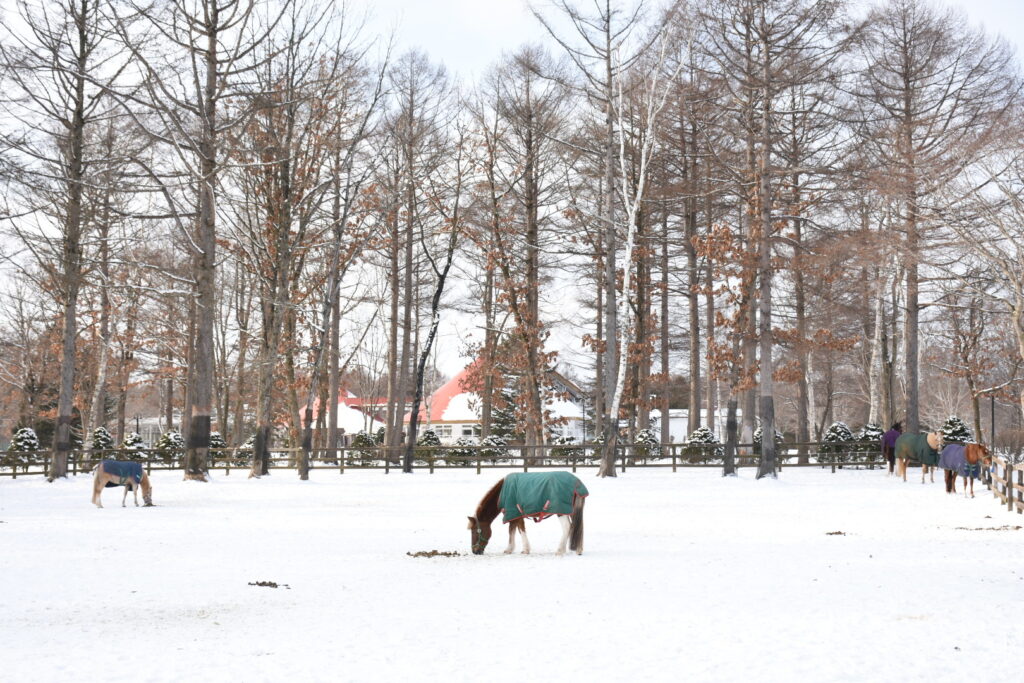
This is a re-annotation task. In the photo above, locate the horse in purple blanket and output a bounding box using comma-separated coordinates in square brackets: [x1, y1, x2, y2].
[938, 444, 991, 497]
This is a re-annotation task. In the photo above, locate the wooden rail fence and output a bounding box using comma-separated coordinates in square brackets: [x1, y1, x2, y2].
[0, 441, 884, 478]
[986, 454, 1024, 515]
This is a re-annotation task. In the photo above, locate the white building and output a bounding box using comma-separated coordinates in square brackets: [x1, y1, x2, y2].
[649, 408, 743, 443]
[405, 365, 588, 444]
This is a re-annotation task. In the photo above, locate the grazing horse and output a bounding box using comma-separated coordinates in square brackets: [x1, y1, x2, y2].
[894, 432, 943, 483]
[938, 443, 991, 498]
[92, 460, 153, 508]
[467, 471, 588, 556]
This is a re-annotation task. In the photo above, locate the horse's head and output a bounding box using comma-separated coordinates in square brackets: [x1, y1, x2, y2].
[967, 443, 992, 466]
[467, 516, 491, 555]
[141, 477, 153, 507]
[927, 432, 943, 451]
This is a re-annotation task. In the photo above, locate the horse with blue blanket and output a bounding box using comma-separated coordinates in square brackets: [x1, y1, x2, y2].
[468, 471, 588, 556]
[894, 432, 943, 483]
[92, 460, 153, 508]
[938, 443, 991, 498]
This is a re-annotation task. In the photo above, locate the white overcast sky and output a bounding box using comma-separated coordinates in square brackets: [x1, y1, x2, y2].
[356, 0, 1024, 80]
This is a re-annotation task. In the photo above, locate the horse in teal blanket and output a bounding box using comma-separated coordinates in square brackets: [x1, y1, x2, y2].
[894, 432, 943, 483]
[467, 471, 588, 555]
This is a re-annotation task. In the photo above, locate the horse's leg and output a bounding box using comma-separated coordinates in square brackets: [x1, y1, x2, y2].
[92, 475, 103, 508]
[556, 515, 571, 555]
[121, 485, 128, 508]
[930, 465, 935, 483]
[133, 483, 139, 507]
[504, 520, 520, 554]
[519, 521, 530, 554]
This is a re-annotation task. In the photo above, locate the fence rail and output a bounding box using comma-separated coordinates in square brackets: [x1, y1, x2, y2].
[988, 454, 1023, 515]
[0, 441, 884, 478]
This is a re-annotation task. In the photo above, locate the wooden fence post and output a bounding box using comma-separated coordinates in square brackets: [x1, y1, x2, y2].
[671, 444, 677, 473]
[1008, 460, 1014, 513]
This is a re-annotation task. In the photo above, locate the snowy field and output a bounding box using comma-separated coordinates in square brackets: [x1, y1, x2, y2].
[1, 466, 1022, 683]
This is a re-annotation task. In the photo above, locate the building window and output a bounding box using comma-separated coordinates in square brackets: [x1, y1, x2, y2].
[435, 425, 452, 439]
[461, 424, 481, 437]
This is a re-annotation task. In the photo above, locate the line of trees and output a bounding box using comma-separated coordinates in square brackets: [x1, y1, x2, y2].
[1, 0, 1022, 481]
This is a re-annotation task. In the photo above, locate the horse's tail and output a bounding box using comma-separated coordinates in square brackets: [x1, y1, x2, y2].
[569, 494, 585, 553]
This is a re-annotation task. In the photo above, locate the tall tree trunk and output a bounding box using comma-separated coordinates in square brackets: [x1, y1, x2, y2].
[660, 209, 670, 447]
[49, 0, 90, 481]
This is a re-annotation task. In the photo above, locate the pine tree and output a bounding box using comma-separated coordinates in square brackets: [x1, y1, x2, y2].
[350, 431, 378, 467]
[822, 421, 854, 464]
[5, 427, 41, 469]
[634, 428, 661, 460]
[941, 416, 973, 443]
[415, 428, 443, 464]
[685, 426, 724, 463]
[447, 437, 477, 467]
[209, 431, 227, 466]
[480, 434, 509, 463]
[856, 424, 885, 463]
[121, 432, 146, 461]
[91, 426, 114, 452]
[550, 435, 583, 463]
[153, 430, 184, 465]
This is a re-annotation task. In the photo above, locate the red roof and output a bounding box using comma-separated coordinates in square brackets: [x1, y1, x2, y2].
[403, 364, 475, 423]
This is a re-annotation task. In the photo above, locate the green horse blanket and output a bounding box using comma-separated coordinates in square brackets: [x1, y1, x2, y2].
[894, 433, 940, 467]
[498, 471, 589, 524]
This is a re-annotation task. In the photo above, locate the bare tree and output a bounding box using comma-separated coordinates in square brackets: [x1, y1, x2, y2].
[852, 0, 1017, 434]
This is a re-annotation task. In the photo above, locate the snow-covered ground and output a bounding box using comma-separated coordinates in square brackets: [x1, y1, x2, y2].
[1, 466, 1021, 682]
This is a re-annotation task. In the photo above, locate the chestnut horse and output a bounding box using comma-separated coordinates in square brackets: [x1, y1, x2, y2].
[467, 471, 587, 556]
[92, 460, 153, 508]
[938, 443, 991, 498]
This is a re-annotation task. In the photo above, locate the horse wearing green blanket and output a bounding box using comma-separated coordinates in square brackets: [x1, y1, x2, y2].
[894, 432, 943, 484]
[467, 471, 588, 556]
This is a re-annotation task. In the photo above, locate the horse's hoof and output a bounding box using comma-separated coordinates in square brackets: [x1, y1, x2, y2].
[503, 549, 512, 555]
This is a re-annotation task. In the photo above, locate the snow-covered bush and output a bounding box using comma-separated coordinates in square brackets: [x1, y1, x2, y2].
[855, 423, 885, 463]
[414, 428, 444, 463]
[234, 434, 256, 468]
[121, 432, 146, 461]
[550, 435, 583, 463]
[684, 426, 724, 463]
[90, 426, 114, 452]
[446, 437, 477, 466]
[479, 434, 508, 463]
[348, 431, 378, 467]
[822, 421, 854, 464]
[941, 416, 973, 443]
[4, 427, 40, 469]
[153, 430, 184, 464]
[752, 420, 783, 457]
[208, 431, 227, 465]
[633, 428, 661, 460]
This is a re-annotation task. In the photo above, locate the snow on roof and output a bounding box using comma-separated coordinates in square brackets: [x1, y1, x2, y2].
[404, 363, 586, 424]
[334, 401, 384, 434]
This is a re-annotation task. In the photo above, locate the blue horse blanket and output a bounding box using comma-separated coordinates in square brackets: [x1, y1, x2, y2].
[101, 460, 143, 488]
[938, 444, 981, 479]
[498, 471, 588, 524]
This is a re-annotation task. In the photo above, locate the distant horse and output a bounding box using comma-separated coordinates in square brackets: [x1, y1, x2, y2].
[92, 460, 153, 508]
[938, 443, 991, 498]
[467, 471, 588, 556]
[894, 432, 943, 483]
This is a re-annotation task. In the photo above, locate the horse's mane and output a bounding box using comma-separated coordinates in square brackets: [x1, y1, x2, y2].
[475, 477, 504, 519]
